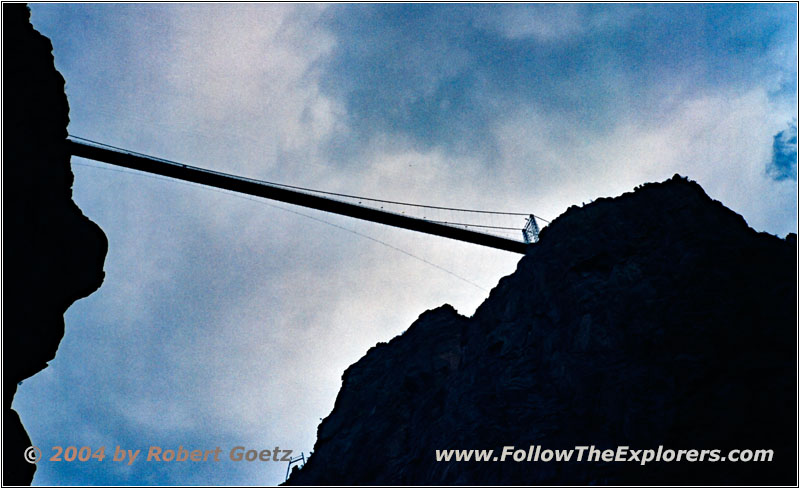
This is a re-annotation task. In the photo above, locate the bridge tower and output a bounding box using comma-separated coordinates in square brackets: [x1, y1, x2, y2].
[522, 214, 540, 244]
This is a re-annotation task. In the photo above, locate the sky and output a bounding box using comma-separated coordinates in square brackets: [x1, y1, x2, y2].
[15, 3, 797, 485]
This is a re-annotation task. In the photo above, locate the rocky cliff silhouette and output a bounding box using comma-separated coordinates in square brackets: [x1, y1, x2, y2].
[3, 4, 108, 485]
[287, 175, 796, 485]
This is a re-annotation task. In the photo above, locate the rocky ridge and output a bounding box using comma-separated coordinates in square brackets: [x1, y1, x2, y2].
[3, 4, 108, 485]
[288, 175, 796, 485]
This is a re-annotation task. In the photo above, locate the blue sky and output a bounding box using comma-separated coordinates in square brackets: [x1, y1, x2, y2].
[15, 3, 797, 485]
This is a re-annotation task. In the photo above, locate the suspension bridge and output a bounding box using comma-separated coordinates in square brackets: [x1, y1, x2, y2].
[67, 137, 547, 255]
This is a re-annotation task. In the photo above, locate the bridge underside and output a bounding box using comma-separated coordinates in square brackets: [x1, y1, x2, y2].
[67, 140, 530, 255]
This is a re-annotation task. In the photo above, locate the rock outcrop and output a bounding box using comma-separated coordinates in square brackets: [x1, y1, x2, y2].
[3, 4, 108, 485]
[287, 175, 796, 485]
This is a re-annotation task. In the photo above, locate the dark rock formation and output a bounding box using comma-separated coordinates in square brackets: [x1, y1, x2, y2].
[288, 175, 796, 485]
[3, 4, 108, 485]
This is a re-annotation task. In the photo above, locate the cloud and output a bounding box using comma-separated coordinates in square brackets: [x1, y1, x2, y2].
[491, 87, 797, 237]
[474, 4, 644, 42]
[768, 121, 798, 181]
[312, 3, 797, 171]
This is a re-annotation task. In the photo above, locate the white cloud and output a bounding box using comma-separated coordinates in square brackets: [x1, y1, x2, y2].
[477, 4, 642, 43]
[492, 87, 797, 236]
[482, 4, 585, 42]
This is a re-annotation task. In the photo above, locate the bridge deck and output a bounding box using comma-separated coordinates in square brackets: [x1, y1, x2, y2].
[67, 140, 529, 255]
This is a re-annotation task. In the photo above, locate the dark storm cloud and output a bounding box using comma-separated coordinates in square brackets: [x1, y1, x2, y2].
[316, 3, 796, 163]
